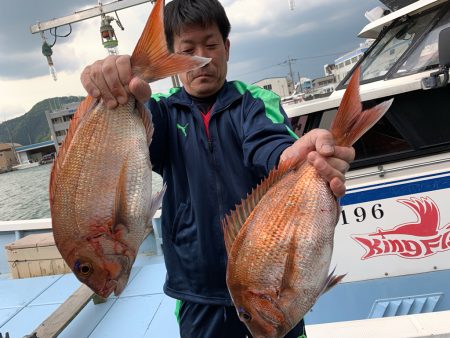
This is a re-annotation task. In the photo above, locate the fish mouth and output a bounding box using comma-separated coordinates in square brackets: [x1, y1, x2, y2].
[254, 303, 294, 337]
[96, 279, 118, 298]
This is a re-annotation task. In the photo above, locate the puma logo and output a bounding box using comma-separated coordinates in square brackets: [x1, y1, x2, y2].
[176, 123, 189, 137]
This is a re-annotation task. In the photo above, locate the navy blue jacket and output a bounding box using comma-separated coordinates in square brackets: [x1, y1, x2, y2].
[148, 80, 297, 305]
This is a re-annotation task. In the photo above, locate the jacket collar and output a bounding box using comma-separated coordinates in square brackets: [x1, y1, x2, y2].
[168, 80, 242, 112]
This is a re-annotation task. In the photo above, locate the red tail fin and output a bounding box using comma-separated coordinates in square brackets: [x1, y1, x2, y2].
[130, 0, 210, 82]
[330, 67, 393, 147]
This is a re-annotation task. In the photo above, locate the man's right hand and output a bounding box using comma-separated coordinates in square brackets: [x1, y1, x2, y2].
[80, 55, 151, 109]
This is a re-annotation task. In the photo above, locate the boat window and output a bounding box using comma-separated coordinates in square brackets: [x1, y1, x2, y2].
[291, 112, 322, 138]
[293, 86, 450, 169]
[351, 86, 450, 168]
[357, 8, 439, 82]
[353, 113, 412, 162]
[393, 9, 450, 77]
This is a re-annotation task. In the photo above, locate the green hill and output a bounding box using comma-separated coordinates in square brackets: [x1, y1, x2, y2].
[0, 96, 84, 146]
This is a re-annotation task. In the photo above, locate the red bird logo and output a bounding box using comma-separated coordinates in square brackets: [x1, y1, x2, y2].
[370, 197, 440, 238]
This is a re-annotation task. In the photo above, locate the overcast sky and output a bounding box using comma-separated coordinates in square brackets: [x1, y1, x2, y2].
[0, 0, 381, 120]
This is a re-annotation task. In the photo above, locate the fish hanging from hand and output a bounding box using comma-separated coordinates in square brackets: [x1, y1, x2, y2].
[49, 0, 209, 298]
[223, 67, 393, 338]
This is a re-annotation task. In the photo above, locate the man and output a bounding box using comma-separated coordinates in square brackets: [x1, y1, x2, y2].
[81, 0, 354, 336]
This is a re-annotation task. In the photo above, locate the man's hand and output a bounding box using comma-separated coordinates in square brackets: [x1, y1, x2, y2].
[280, 129, 355, 198]
[80, 55, 151, 108]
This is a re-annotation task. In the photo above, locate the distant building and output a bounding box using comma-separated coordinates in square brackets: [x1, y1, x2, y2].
[312, 75, 335, 90]
[0, 143, 20, 172]
[311, 74, 336, 98]
[324, 64, 336, 76]
[298, 77, 312, 91]
[45, 102, 80, 151]
[15, 140, 56, 164]
[253, 77, 292, 97]
[332, 40, 374, 83]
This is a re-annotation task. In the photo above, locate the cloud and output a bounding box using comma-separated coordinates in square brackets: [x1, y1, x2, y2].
[225, 0, 334, 30]
[0, 1, 171, 121]
[0, 1, 94, 79]
[0, 68, 173, 121]
[0, 0, 382, 120]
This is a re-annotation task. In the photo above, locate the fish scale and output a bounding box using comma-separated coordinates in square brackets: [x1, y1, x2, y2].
[228, 162, 337, 307]
[51, 98, 155, 296]
[49, 0, 210, 298]
[223, 67, 394, 338]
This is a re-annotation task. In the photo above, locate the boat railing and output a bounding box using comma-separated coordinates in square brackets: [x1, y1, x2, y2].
[0, 211, 163, 276]
[347, 156, 450, 180]
[0, 210, 162, 240]
[0, 218, 52, 240]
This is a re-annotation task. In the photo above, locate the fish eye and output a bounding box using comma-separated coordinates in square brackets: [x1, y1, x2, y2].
[76, 261, 93, 276]
[239, 309, 252, 321]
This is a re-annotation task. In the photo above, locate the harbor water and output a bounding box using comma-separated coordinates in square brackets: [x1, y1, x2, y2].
[0, 164, 163, 222]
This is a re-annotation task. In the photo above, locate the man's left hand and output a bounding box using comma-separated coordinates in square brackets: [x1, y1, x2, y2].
[280, 129, 355, 198]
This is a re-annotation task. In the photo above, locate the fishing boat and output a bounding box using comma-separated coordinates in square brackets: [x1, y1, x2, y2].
[1, 0, 450, 336]
[283, 0, 450, 335]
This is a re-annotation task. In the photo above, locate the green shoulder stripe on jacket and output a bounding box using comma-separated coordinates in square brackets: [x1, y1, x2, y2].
[151, 87, 182, 102]
[232, 81, 298, 140]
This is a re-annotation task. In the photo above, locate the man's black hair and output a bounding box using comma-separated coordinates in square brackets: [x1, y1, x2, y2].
[164, 0, 231, 52]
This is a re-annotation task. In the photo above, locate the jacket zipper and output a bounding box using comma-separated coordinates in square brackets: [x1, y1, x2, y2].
[207, 105, 237, 270]
[206, 115, 223, 218]
[208, 140, 213, 153]
[206, 103, 233, 214]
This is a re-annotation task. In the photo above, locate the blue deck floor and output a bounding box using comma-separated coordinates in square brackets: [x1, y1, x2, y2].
[3, 251, 450, 337]
[0, 255, 180, 338]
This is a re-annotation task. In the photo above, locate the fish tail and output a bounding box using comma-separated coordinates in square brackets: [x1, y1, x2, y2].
[146, 183, 166, 237]
[330, 67, 393, 147]
[319, 267, 347, 296]
[130, 0, 210, 82]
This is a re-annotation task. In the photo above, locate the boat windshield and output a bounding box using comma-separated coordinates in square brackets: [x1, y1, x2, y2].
[359, 7, 440, 82]
[393, 8, 450, 77]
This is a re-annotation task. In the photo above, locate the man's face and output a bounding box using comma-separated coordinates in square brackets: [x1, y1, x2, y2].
[173, 23, 230, 98]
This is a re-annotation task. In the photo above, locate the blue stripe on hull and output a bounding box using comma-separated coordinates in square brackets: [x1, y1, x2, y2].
[341, 174, 450, 206]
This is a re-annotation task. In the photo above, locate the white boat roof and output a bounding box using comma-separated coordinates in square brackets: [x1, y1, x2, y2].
[284, 71, 425, 117]
[359, 0, 447, 38]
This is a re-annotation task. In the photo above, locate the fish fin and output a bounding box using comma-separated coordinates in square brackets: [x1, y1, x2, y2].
[112, 255, 131, 296]
[114, 277, 128, 296]
[145, 184, 166, 237]
[136, 101, 154, 146]
[277, 229, 298, 299]
[330, 67, 393, 147]
[222, 159, 296, 254]
[49, 96, 97, 207]
[130, 0, 210, 82]
[319, 267, 346, 296]
[112, 157, 130, 235]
